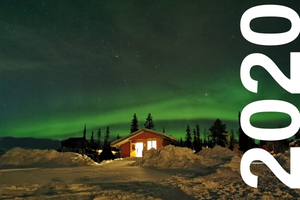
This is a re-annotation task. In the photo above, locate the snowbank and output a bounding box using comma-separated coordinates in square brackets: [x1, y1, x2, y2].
[197, 145, 237, 157]
[0, 147, 98, 169]
[132, 145, 237, 169]
[133, 145, 202, 168]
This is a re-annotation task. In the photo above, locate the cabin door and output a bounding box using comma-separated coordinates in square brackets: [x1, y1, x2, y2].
[136, 142, 143, 157]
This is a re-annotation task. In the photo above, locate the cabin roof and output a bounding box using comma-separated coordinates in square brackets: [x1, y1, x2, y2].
[110, 128, 178, 148]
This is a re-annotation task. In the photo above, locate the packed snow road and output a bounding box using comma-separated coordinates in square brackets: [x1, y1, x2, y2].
[0, 159, 199, 200]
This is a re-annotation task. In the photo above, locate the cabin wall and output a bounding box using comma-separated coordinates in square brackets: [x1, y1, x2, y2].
[131, 138, 162, 150]
[121, 142, 130, 158]
[163, 139, 171, 147]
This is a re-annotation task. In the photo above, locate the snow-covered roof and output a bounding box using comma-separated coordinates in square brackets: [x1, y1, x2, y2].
[110, 129, 178, 148]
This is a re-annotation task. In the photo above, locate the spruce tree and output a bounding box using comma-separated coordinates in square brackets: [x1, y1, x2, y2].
[131, 113, 139, 133]
[203, 128, 208, 147]
[185, 125, 192, 148]
[104, 126, 110, 148]
[229, 129, 235, 150]
[90, 131, 94, 149]
[196, 123, 202, 152]
[117, 134, 121, 139]
[179, 137, 183, 147]
[238, 112, 251, 152]
[192, 128, 197, 151]
[144, 113, 155, 130]
[97, 128, 101, 149]
[83, 124, 87, 139]
[209, 119, 228, 147]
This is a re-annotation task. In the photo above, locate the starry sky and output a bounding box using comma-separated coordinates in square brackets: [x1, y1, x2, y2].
[1, 0, 300, 141]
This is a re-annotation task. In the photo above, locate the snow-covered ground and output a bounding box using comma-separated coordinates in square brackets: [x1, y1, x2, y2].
[0, 146, 299, 199]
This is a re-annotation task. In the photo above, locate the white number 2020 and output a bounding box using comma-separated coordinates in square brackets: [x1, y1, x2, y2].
[240, 4, 300, 188]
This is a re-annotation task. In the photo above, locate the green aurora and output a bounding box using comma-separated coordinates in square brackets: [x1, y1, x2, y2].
[1, 0, 300, 141]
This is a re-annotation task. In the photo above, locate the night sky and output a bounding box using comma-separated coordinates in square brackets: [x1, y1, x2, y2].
[1, 0, 300, 141]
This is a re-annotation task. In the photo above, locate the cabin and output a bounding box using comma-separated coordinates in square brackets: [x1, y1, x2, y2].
[61, 137, 90, 154]
[110, 129, 178, 158]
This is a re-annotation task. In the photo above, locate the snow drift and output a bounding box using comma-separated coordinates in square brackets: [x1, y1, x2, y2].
[197, 145, 237, 157]
[0, 147, 97, 169]
[133, 145, 237, 169]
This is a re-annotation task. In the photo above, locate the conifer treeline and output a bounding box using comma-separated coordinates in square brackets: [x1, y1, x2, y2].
[82, 111, 255, 152]
[130, 112, 254, 153]
[82, 125, 110, 149]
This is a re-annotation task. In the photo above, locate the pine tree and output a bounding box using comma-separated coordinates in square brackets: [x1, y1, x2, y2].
[104, 126, 110, 148]
[196, 123, 202, 152]
[117, 134, 121, 139]
[202, 128, 208, 147]
[209, 119, 228, 147]
[97, 128, 101, 149]
[238, 112, 251, 152]
[90, 131, 94, 149]
[131, 113, 139, 133]
[179, 137, 183, 147]
[229, 129, 235, 150]
[163, 127, 165, 133]
[83, 124, 87, 139]
[185, 125, 192, 148]
[192, 128, 197, 151]
[144, 113, 155, 130]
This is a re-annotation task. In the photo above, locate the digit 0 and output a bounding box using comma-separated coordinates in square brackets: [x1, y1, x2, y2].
[240, 100, 300, 141]
[240, 5, 300, 46]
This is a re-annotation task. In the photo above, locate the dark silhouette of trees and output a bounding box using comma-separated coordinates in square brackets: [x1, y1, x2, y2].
[144, 113, 155, 130]
[193, 128, 197, 151]
[229, 129, 235, 150]
[238, 112, 251, 152]
[163, 127, 165, 133]
[83, 124, 87, 139]
[195, 124, 202, 152]
[202, 128, 208, 147]
[104, 126, 110, 148]
[97, 128, 101, 149]
[179, 137, 183, 147]
[90, 131, 94, 149]
[209, 119, 228, 147]
[185, 125, 192, 148]
[295, 130, 300, 139]
[131, 113, 139, 133]
[117, 134, 121, 139]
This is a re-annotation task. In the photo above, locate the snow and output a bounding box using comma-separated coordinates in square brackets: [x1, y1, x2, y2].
[132, 145, 202, 168]
[133, 145, 237, 169]
[1, 146, 300, 199]
[289, 139, 300, 147]
[197, 145, 237, 157]
[0, 147, 98, 168]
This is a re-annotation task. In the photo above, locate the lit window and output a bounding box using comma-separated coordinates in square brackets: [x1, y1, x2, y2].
[147, 140, 157, 150]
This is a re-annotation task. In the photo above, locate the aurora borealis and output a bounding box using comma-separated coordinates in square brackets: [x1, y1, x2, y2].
[1, 0, 300, 141]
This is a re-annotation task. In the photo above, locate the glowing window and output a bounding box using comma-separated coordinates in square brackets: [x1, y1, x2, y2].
[147, 140, 157, 150]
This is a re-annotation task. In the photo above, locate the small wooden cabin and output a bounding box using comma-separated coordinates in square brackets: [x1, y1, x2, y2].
[110, 129, 178, 158]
